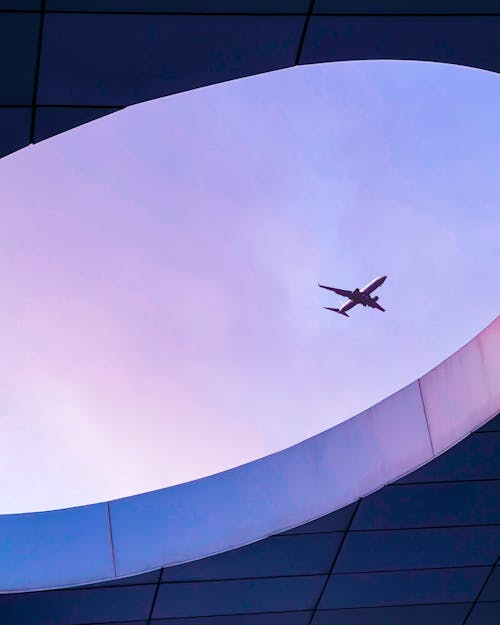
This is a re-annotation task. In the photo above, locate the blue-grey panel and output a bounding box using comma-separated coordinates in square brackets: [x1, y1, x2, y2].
[46, 0, 311, 12]
[479, 565, 500, 602]
[0, 13, 40, 105]
[319, 567, 489, 608]
[300, 16, 500, 74]
[313, 0, 500, 13]
[478, 413, 500, 432]
[163, 534, 343, 581]
[312, 604, 471, 625]
[396, 432, 500, 483]
[467, 603, 500, 625]
[0, 585, 156, 625]
[352, 482, 500, 529]
[154, 576, 326, 618]
[0, 503, 114, 591]
[34, 106, 120, 142]
[82, 569, 161, 588]
[0, 107, 31, 158]
[280, 502, 357, 534]
[38, 14, 304, 106]
[335, 526, 500, 572]
[154, 613, 311, 625]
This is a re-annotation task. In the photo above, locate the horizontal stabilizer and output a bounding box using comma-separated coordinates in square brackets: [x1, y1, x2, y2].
[324, 307, 349, 317]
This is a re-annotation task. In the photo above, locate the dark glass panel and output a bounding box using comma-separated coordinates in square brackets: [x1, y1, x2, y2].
[34, 106, 119, 142]
[0, 1, 41, 8]
[335, 526, 500, 571]
[396, 432, 500, 483]
[38, 14, 303, 106]
[0, 585, 156, 625]
[81, 569, 161, 588]
[319, 567, 489, 608]
[467, 602, 500, 625]
[300, 16, 500, 75]
[280, 502, 357, 534]
[0, 107, 31, 158]
[479, 565, 500, 602]
[153, 613, 311, 625]
[163, 533, 343, 581]
[313, 0, 500, 13]
[46, 1, 311, 13]
[352, 482, 500, 529]
[154, 576, 326, 618]
[0, 13, 40, 104]
[312, 603, 470, 625]
[477, 413, 500, 432]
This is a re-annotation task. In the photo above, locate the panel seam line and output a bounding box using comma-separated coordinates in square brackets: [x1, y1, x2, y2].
[418, 377, 435, 455]
[106, 502, 117, 577]
[295, 0, 315, 66]
[29, 0, 46, 144]
[306, 499, 361, 625]
[461, 554, 499, 624]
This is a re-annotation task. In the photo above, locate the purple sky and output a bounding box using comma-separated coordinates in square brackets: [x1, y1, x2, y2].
[0, 60, 499, 513]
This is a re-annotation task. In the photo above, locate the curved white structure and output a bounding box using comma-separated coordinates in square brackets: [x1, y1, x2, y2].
[0, 315, 498, 593]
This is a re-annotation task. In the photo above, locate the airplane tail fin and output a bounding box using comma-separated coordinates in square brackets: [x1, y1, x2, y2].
[324, 307, 349, 317]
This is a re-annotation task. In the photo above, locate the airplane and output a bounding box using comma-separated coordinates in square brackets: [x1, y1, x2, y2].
[318, 275, 387, 317]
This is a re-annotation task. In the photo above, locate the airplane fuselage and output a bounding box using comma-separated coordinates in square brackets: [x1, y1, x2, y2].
[319, 275, 387, 317]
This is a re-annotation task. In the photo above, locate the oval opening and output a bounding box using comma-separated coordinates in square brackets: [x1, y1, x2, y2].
[0, 60, 498, 513]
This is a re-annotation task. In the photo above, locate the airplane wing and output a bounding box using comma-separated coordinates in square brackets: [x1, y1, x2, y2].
[318, 284, 353, 298]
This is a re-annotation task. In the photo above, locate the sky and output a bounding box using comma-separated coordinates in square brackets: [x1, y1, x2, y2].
[0, 60, 499, 514]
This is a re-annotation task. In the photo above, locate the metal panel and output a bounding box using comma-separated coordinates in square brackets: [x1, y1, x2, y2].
[110, 380, 430, 576]
[0, 504, 113, 591]
[420, 316, 500, 454]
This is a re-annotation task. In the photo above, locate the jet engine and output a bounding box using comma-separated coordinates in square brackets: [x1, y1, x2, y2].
[373, 296, 379, 301]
